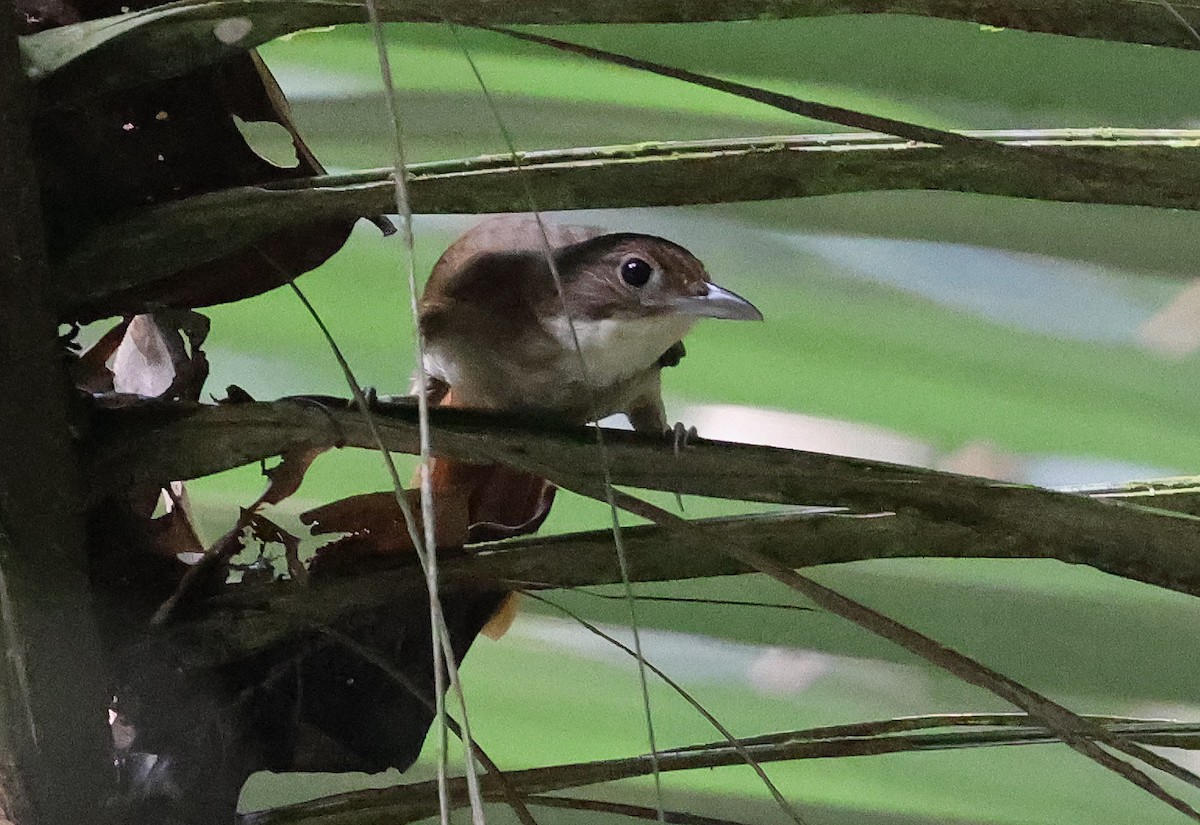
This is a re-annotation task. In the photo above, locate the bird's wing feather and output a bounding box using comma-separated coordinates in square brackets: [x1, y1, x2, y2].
[427, 215, 607, 290]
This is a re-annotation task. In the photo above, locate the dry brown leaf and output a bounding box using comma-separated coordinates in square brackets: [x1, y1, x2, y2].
[148, 482, 205, 558]
[303, 489, 470, 557]
[70, 316, 130, 393]
[433, 458, 557, 543]
[428, 389, 558, 542]
[261, 447, 326, 507]
[19, 0, 363, 321]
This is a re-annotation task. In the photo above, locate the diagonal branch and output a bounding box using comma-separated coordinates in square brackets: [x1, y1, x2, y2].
[524, 795, 753, 825]
[592, 489, 1200, 818]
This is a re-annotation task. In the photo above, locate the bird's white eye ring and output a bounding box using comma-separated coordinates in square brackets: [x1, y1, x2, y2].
[620, 257, 653, 287]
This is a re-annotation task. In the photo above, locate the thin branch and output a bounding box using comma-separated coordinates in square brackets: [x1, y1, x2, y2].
[486, 26, 1010, 154]
[239, 715, 1200, 824]
[663, 713, 1200, 752]
[524, 795, 754, 825]
[552, 588, 814, 612]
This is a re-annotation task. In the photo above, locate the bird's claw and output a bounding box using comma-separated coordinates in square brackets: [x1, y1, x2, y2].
[668, 422, 697, 513]
[358, 385, 379, 410]
[670, 422, 698, 458]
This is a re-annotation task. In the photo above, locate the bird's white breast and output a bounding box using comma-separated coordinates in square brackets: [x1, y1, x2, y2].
[420, 312, 693, 417]
[541, 313, 695, 388]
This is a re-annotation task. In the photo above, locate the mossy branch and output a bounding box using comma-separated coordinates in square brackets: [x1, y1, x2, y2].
[84, 398, 1200, 631]
[21, 0, 1200, 106]
[55, 130, 1200, 319]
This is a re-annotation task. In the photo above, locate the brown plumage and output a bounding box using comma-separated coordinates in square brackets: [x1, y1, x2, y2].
[417, 216, 762, 638]
[419, 215, 761, 432]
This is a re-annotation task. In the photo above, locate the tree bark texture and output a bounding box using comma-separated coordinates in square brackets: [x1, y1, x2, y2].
[0, 4, 113, 822]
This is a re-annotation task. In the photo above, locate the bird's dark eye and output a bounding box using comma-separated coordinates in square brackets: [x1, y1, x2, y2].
[620, 257, 653, 287]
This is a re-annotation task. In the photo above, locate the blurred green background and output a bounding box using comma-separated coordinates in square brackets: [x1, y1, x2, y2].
[191, 15, 1200, 825]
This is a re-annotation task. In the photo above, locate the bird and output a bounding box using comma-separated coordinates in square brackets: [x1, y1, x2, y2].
[416, 214, 763, 639]
[256, 217, 763, 777]
[417, 215, 763, 432]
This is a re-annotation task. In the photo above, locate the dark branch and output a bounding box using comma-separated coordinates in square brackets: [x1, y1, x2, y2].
[54, 131, 1200, 317]
[22, 0, 1200, 107]
[87, 398, 1200, 677]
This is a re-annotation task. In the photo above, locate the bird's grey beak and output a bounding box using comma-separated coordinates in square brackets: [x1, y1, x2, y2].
[673, 282, 764, 321]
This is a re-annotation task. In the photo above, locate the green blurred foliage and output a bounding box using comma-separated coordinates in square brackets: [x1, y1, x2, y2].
[222, 16, 1200, 824]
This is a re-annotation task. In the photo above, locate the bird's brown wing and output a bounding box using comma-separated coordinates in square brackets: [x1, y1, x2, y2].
[439, 214, 607, 263]
[422, 215, 607, 310]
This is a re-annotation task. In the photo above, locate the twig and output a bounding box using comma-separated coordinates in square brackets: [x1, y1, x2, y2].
[525, 794, 752, 825]
[240, 714, 1200, 823]
[57, 130, 1200, 319]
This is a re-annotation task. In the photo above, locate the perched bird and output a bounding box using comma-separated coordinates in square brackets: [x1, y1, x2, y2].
[114, 218, 766, 797]
[418, 215, 763, 431]
[417, 215, 764, 638]
[286, 217, 765, 775]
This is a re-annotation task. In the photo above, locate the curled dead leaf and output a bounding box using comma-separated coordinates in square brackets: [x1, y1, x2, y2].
[71, 315, 130, 393]
[109, 310, 210, 400]
[261, 447, 326, 507]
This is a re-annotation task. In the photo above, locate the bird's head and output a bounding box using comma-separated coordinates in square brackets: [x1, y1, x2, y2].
[418, 220, 761, 421]
[550, 233, 763, 324]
